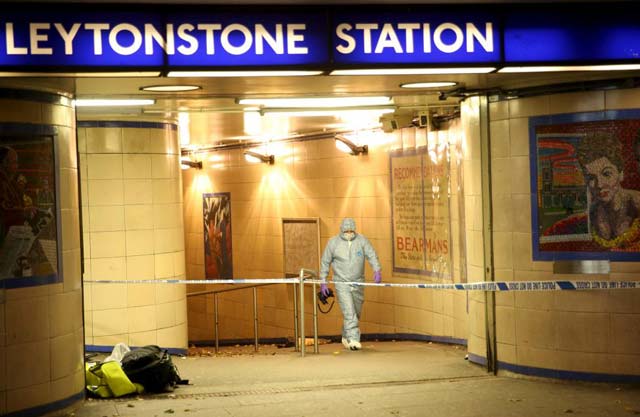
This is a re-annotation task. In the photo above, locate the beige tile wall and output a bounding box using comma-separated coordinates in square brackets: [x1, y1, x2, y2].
[487, 89, 640, 376]
[183, 124, 471, 344]
[1, 94, 83, 416]
[80, 123, 187, 350]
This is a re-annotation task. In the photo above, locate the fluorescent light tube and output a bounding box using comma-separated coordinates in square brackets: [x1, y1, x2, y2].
[141, 85, 201, 92]
[168, 70, 322, 77]
[260, 106, 396, 117]
[74, 99, 156, 107]
[239, 96, 392, 108]
[400, 82, 457, 89]
[498, 64, 640, 73]
[330, 68, 495, 75]
[0, 71, 161, 77]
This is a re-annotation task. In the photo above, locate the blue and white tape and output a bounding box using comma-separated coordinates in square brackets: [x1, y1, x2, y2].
[310, 280, 639, 291]
[85, 278, 299, 285]
[84, 278, 639, 291]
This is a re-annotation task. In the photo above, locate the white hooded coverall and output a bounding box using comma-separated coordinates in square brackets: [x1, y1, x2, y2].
[319, 218, 381, 344]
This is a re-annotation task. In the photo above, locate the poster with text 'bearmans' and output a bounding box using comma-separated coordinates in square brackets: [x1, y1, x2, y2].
[390, 147, 451, 278]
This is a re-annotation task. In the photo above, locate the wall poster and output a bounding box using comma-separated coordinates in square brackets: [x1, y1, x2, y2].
[0, 134, 59, 288]
[390, 147, 451, 278]
[531, 110, 640, 261]
[203, 192, 233, 279]
[282, 218, 320, 278]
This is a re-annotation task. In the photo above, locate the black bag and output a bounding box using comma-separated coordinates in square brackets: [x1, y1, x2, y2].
[121, 345, 187, 393]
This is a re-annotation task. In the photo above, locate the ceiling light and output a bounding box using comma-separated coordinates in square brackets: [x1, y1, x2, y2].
[335, 135, 368, 155]
[330, 68, 495, 75]
[238, 96, 392, 108]
[168, 70, 323, 77]
[260, 106, 396, 117]
[498, 64, 640, 73]
[244, 150, 274, 164]
[74, 99, 155, 107]
[140, 85, 201, 92]
[400, 82, 457, 89]
[180, 159, 203, 170]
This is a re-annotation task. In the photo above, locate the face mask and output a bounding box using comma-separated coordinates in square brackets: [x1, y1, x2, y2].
[343, 232, 355, 241]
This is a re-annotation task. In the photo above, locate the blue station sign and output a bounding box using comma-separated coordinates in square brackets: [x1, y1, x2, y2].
[0, 6, 640, 70]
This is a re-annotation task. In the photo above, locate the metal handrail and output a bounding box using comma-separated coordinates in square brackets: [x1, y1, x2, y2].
[298, 268, 320, 357]
[185, 270, 317, 356]
[186, 282, 292, 353]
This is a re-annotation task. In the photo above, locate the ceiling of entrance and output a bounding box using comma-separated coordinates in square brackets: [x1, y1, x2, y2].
[63, 69, 640, 149]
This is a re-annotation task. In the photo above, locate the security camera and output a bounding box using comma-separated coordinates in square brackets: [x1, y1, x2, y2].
[417, 111, 429, 128]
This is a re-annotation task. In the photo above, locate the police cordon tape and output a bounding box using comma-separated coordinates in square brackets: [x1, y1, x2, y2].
[84, 278, 640, 291]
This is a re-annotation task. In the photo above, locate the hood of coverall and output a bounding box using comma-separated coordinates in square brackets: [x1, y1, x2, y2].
[340, 218, 357, 241]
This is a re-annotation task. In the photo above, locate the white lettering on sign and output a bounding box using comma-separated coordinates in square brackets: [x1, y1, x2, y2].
[3, 21, 311, 57]
[30, 23, 52, 55]
[334, 21, 494, 55]
[54, 23, 81, 55]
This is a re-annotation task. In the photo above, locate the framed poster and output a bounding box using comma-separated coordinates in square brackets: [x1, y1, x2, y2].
[390, 147, 452, 278]
[282, 218, 320, 278]
[0, 130, 59, 288]
[203, 192, 233, 279]
[530, 109, 640, 261]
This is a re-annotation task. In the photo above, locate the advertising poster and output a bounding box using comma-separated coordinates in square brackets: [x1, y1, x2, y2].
[531, 111, 640, 260]
[390, 147, 451, 278]
[203, 192, 233, 279]
[0, 136, 58, 287]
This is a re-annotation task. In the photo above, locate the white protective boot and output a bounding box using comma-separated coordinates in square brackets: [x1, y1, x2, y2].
[342, 338, 350, 349]
[348, 340, 361, 351]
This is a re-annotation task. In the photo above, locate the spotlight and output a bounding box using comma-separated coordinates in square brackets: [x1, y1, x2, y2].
[335, 135, 368, 155]
[180, 159, 202, 170]
[244, 150, 275, 164]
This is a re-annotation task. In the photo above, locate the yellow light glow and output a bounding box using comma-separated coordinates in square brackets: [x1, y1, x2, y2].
[243, 110, 262, 136]
[335, 139, 354, 154]
[179, 112, 190, 147]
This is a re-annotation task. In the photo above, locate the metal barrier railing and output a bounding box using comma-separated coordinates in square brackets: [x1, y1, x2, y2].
[186, 269, 319, 357]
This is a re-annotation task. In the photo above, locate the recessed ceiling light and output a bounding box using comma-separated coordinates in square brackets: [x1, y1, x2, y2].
[400, 82, 457, 89]
[140, 85, 201, 92]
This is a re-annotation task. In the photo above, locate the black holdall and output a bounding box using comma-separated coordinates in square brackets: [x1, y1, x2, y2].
[121, 345, 188, 393]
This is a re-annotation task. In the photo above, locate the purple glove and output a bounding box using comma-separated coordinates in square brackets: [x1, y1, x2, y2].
[374, 271, 382, 283]
[320, 283, 331, 297]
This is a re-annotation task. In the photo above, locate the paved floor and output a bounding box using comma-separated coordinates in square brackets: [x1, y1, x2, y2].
[73, 341, 640, 417]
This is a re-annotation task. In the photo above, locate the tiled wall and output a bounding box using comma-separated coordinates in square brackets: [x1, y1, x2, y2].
[79, 122, 188, 351]
[183, 125, 470, 344]
[459, 97, 489, 360]
[486, 89, 640, 377]
[0, 89, 83, 415]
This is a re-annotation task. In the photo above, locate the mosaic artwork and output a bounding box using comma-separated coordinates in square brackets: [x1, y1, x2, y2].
[532, 112, 640, 260]
[203, 192, 233, 279]
[0, 136, 59, 286]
